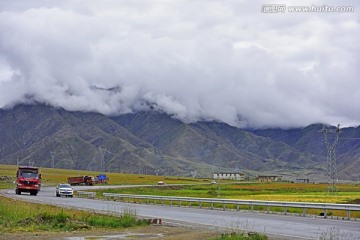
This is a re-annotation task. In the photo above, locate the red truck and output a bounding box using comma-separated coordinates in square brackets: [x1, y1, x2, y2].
[15, 166, 42, 196]
[67, 176, 95, 186]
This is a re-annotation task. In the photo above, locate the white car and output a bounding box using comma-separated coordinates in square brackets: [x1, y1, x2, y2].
[211, 180, 217, 184]
[56, 183, 74, 197]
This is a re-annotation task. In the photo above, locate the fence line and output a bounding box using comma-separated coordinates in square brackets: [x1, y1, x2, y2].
[103, 193, 360, 221]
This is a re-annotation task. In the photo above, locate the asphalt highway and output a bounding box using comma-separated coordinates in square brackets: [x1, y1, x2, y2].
[1, 186, 359, 240]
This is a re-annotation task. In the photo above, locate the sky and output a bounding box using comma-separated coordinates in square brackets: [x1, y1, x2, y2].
[0, 0, 359, 128]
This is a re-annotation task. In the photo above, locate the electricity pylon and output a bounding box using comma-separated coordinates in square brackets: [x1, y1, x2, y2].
[321, 124, 340, 194]
[98, 146, 107, 173]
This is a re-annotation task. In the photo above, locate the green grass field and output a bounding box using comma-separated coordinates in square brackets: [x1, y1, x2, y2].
[95, 182, 360, 204]
[0, 195, 148, 233]
[95, 183, 360, 218]
[0, 163, 208, 189]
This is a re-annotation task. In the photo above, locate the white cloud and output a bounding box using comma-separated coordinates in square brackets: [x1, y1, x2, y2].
[0, 0, 359, 128]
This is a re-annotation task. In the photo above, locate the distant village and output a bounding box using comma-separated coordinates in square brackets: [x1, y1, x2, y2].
[213, 172, 310, 183]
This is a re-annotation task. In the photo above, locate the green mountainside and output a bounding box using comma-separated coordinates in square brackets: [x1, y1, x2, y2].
[0, 104, 359, 180]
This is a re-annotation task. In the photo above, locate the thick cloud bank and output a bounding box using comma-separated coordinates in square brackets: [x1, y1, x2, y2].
[0, 0, 359, 128]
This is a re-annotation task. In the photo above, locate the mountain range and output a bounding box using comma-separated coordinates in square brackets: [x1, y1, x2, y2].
[0, 104, 359, 181]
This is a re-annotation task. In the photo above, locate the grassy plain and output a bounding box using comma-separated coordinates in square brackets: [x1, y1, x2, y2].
[0, 163, 207, 189]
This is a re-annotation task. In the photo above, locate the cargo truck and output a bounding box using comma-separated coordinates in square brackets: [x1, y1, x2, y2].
[67, 176, 95, 186]
[15, 166, 42, 196]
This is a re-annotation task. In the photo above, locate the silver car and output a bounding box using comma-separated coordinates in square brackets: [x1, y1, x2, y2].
[56, 183, 74, 197]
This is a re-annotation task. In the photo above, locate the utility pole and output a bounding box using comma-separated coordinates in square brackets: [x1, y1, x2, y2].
[28, 159, 34, 166]
[50, 151, 56, 168]
[321, 124, 340, 194]
[0, 145, 3, 163]
[217, 168, 221, 198]
[191, 170, 197, 178]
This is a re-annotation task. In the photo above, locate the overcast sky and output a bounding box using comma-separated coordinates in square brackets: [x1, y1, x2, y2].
[0, 0, 359, 128]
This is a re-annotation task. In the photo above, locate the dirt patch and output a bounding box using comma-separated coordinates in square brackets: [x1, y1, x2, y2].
[0, 225, 292, 240]
[0, 225, 219, 240]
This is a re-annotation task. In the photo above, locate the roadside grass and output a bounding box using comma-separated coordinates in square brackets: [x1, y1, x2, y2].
[0, 195, 148, 233]
[209, 232, 267, 240]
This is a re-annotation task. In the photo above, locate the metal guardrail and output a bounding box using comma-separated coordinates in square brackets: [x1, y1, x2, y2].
[103, 193, 360, 221]
[77, 191, 96, 199]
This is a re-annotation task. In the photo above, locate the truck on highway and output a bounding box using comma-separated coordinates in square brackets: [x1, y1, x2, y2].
[67, 176, 95, 186]
[96, 174, 108, 184]
[15, 166, 42, 195]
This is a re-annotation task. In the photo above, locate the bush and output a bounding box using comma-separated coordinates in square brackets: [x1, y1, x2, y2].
[38, 211, 69, 224]
[207, 189, 218, 197]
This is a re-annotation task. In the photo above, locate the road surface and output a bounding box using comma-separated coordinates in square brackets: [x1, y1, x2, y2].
[1, 186, 359, 240]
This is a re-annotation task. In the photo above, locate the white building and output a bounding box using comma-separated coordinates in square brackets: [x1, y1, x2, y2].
[257, 175, 282, 182]
[213, 172, 245, 180]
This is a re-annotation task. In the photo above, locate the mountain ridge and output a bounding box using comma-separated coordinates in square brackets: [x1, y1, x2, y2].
[0, 104, 359, 180]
